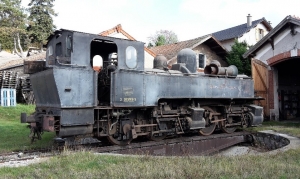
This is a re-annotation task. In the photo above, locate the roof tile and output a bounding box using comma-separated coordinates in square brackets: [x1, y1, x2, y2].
[212, 18, 272, 41]
[150, 35, 210, 60]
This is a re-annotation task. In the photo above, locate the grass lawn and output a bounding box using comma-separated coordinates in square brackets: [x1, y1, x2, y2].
[0, 104, 54, 153]
[1, 148, 300, 178]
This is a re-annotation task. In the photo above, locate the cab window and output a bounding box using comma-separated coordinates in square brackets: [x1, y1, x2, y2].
[125, 46, 137, 69]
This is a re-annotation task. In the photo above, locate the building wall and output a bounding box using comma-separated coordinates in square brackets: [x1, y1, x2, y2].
[108, 33, 128, 39]
[193, 44, 227, 67]
[221, 23, 270, 51]
[253, 26, 300, 120]
[144, 52, 154, 69]
[220, 39, 235, 51]
[257, 27, 300, 64]
[239, 23, 269, 46]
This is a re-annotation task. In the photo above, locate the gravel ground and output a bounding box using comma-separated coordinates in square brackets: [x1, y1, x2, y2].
[0, 157, 48, 168]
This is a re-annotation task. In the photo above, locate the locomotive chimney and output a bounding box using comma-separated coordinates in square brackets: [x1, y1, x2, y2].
[247, 14, 252, 27]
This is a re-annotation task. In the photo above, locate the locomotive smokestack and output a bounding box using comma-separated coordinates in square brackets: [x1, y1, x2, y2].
[247, 14, 252, 27]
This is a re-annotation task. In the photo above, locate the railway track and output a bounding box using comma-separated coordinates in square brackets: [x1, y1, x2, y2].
[0, 131, 253, 165]
[92, 131, 252, 156]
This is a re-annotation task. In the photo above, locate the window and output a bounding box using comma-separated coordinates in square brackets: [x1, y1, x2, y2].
[125, 46, 137, 68]
[55, 42, 62, 57]
[258, 29, 264, 40]
[66, 35, 72, 57]
[47, 46, 53, 56]
[198, 53, 206, 68]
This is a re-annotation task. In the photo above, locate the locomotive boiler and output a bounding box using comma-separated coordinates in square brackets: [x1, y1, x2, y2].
[21, 29, 263, 145]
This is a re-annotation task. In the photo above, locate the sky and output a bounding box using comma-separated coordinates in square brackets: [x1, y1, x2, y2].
[21, 0, 300, 44]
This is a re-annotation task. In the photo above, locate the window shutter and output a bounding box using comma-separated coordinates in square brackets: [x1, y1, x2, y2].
[255, 28, 259, 42]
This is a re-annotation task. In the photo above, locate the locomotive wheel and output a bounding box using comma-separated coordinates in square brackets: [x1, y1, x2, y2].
[107, 122, 132, 146]
[221, 116, 237, 134]
[107, 135, 132, 146]
[241, 113, 252, 128]
[199, 106, 217, 136]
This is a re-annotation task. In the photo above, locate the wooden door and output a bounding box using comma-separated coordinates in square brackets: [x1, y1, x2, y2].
[251, 59, 269, 116]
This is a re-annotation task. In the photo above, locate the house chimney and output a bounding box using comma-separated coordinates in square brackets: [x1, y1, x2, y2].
[247, 14, 252, 27]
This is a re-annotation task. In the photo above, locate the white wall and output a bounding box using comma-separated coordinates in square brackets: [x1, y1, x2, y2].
[221, 23, 270, 52]
[255, 27, 300, 64]
[144, 52, 154, 68]
[107, 32, 128, 39]
[221, 39, 235, 51]
[239, 23, 269, 46]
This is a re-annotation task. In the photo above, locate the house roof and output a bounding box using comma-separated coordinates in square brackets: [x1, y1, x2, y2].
[99, 24, 156, 57]
[213, 18, 273, 41]
[150, 35, 228, 65]
[0, 52, 46, 71]
[243, 15, 300, 58]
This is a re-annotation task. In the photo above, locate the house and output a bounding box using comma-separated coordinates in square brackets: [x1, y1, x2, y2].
[213, 14, 273, 51]
[150, 34, 228, 70]
[99, 24, 156, 68]
[243, 15, 300, 121]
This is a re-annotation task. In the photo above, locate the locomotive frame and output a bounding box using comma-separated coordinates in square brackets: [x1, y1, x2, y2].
[21, 29, 263, 145]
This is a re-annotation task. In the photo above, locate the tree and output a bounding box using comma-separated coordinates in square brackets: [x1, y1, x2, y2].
[27, 0, 57, 50]
[155, 35, 166, 46]
[0, 0, 28, 56]
[226, 40, 251, 76]
[148, 30, 178, 47]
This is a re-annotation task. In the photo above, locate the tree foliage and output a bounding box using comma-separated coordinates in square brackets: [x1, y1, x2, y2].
[148, 30, 178, 47]
[0, 0, 28, 55]
[226, 40, 251, 76]
[27, 0, 57, 49]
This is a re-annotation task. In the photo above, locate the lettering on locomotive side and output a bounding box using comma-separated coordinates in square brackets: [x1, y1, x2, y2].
[123, 98, 137, 102]
[123, 87, 134, 96]
[121, 87, 136, 102]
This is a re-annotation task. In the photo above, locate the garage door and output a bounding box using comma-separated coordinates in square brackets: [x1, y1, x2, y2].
[251, 59, 269, 116]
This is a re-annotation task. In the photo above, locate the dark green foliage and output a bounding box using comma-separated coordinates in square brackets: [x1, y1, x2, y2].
[27, 0, 57, 49]
[155, 35, 166, 46]
[226, 40, 251, 76]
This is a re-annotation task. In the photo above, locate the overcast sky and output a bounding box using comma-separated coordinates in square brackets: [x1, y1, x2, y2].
[21, 0, 300, 44]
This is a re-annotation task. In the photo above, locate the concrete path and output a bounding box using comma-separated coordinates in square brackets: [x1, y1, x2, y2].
[218, 130, 300, 156]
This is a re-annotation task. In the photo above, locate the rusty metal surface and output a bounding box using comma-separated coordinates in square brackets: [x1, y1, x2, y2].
[58, 125, 93, 137]
[24, 60, 45, 74]
[94, 132, 250, 156]
[43, 116, 54, 132]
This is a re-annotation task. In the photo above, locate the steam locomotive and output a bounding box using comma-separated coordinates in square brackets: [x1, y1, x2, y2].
[21, 29, 263, 145]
